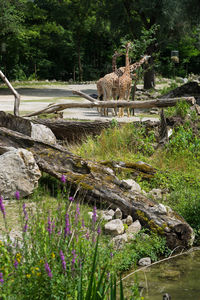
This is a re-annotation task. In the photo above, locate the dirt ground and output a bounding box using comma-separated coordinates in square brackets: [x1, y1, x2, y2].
[0, 83, 159, 122]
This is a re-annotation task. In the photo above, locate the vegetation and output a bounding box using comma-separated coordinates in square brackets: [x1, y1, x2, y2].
[70, 102, 200, 239]
[0, 180, 169, 299]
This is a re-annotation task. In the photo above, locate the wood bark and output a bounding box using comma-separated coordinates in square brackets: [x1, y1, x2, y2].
[0, 123, 194, 249]
[22, 96, 196, 118]
[0, 70, 21, 116]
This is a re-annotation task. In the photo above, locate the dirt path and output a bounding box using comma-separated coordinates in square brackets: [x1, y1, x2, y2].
[0, 83, 159, 122]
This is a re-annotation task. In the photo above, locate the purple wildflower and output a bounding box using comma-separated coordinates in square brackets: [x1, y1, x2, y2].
[45, 262, 52, 278]
[69, 196, 74, 202]
[47, 216, 52, 235]
[97, 225, 101, 235]
[14, 259, 18, 269]
[110, 252, 113, 259]
[85, 231, 90, 240]
[15, 190, 20, 200]
[0, 272, 3, 284]
[61, 174, 66, 183]
[23, 221, 28, 233]
[92, 206, 97, 223]
[60, 250, 66, 272]
[22, 203, 28, 221]
[71, 249, 77, 272]
[0, 196, 5, 218]
[64, 213, 71, 237]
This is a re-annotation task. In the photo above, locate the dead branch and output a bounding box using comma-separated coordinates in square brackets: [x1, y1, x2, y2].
[0, 70, 21, 116]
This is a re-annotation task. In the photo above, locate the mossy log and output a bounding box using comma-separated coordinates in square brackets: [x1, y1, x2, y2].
[0, 125, 194, 249]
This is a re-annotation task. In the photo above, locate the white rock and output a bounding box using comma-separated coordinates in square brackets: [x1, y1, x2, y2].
[150, 203, 167, 215]
[111, 233, 128, 249]
[138, 257, 151, 266]
[31, 123, 57, 145]
[107, 209, 115, 217]
[126, 215, 133, 226]
[0, 148, 41, 199]
[101, 214, 113, 221]
[122, 179, 141, 193]
[126, 220, 141, 235]
[148, 188, 163, 200]
[114, 208, 122, 219]
[104, 219, 124, 236]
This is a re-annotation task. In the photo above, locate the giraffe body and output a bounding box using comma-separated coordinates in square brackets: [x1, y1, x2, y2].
[117, 42, 132, 117]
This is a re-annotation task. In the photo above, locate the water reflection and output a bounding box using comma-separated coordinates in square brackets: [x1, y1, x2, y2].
[123, 249, 200, 300]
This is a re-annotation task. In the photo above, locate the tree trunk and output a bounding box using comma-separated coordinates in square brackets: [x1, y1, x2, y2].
[0, 123, 195, 249]
[144, 56, 155, 89]
[77, 39, 83, 82]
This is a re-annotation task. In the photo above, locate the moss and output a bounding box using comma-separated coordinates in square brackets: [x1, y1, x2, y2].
[136, 210, 165, 235]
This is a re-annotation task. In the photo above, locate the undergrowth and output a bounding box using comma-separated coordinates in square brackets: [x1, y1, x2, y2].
[70, 109, 200, 237]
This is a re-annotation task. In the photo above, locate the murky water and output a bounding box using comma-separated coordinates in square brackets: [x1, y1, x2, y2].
[123, 249, 200, 300]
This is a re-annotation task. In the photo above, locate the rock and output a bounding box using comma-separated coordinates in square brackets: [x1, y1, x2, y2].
[31, 123, 57, 145]
[104, 219, 124, 236]
[150, 203, 167, 215]
[111, 233, 128, 249]
[148, 188, 163, 200]
[114, 208, 122, 219]
[107, 209, 115, 217]
[101, 214, 112, 221]
[0, 148, 41, 199]
[122, 179, 141, 193]
[126, 220, 142, 235]
[138, 257, 151, 266]
[126, 215, 133, 226]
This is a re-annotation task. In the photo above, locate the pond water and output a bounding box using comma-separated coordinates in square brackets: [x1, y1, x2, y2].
[123, 248, 200, 300]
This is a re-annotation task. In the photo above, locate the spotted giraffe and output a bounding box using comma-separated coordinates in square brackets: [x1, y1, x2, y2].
[97, 51, 122, 116]
[117, 42, 132, 117]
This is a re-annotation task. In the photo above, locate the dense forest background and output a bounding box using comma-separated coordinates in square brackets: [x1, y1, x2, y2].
[0, 0, 200, 83]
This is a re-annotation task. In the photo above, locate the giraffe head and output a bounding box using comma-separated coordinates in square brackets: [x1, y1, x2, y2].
[112, 51, 122, 58]
[142, 55, 151, 64]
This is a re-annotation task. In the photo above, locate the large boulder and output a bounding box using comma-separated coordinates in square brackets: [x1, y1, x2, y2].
[0, 148, 41, 199]
[104, 219, 124, 236]
[31, 123, 57, 145]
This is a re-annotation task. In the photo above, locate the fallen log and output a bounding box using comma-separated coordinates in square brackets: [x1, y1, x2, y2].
[0, 125, 194, 249]
[22, 96, 196, 118]
[0, 111, 159, 143]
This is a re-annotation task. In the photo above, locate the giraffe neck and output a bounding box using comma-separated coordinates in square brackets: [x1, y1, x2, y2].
[112, 52, 121, 72]
[129, 57, 147, 72]
[124, 45, 130, 75]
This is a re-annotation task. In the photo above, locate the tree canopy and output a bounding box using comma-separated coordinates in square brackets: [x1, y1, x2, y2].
[0, 0, 199, 81]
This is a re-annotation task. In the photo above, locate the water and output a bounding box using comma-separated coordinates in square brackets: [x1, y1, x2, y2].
[123, 249, 200, 300]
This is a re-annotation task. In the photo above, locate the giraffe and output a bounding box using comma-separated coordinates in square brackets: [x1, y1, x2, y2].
[117, 42, 132, 117]
[116, 55, 150, 116]
[97, 51, 122, 116]
[118, 55, 150, 78]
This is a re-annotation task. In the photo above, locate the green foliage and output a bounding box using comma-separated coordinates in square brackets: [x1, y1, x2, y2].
[111, 231, 169, 273]
[160, 82, 179, 95]
[74, 123, 156, 161]
[168, 187, 200, 233]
